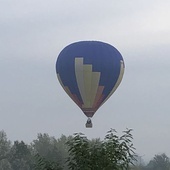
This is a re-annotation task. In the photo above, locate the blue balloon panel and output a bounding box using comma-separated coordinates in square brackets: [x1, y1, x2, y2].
[56, 41, 124, 117]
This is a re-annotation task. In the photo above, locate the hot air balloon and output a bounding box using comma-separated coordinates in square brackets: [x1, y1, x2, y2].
[56, 41, 124, 128]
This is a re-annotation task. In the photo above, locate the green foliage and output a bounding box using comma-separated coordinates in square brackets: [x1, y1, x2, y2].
[32, 133, 70, 169]
[66, 133, 90, 170]
[32, 133, 62, 161]
[34, 153, 63, 170]
[9, 140, 34, 170]
[1, 129, 170, 170]
[0, 130, 12, 170]
[66, 129, 136, 170]
[146, 153, 170, 170]
[0, 159, 12, 170]
[0, 130, 11, 160]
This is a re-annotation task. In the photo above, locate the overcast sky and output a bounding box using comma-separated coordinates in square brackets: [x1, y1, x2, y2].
[1, 0, 170, 161]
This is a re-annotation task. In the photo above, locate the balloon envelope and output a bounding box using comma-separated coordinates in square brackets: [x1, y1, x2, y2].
[56, 41, 124, 118]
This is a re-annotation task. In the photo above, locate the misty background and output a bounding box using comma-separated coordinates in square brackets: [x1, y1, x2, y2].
[0, 0, 170, 161]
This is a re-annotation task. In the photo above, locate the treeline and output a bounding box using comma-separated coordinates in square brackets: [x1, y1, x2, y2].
[0, 130, 69, 170]
[0, 129, 169, 170]
[132, 153, 170, 170]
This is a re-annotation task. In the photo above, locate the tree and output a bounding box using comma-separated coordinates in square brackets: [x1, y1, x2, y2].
[9, 140, 34, 170]
[34, 153, 63, 170]
[0, 130, 11, 160]
[32, 133, 66, 169]
[54, 135, 71, 170]
[0, 130, 12, 170]
[0, 159, 12, 170]
[66, 129, 136, 170]
[146, 153, 170, 170]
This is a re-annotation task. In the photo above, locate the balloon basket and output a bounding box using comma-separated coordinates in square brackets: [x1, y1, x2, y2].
[85, 118, 92, 128]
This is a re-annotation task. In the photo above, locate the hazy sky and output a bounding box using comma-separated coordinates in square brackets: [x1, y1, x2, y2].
[1, 0, 170, 161]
